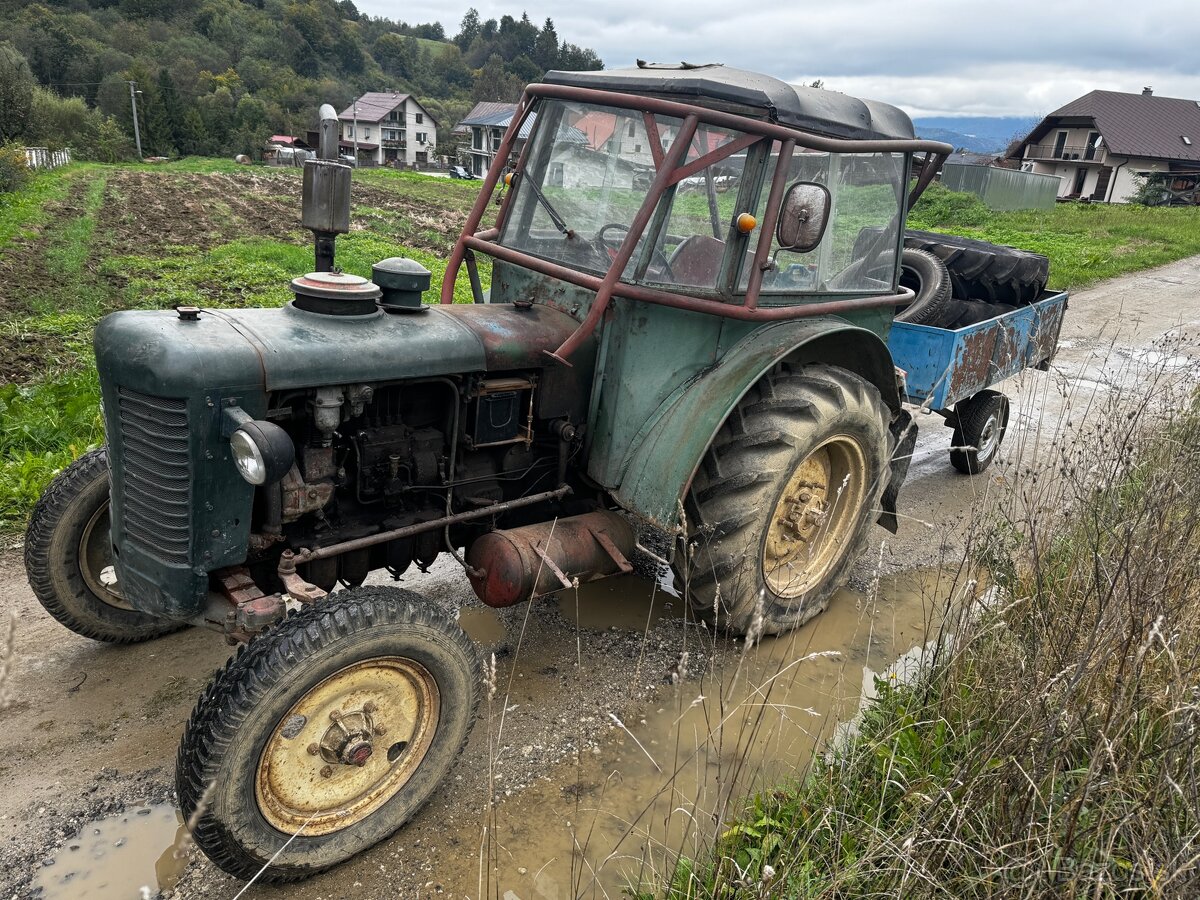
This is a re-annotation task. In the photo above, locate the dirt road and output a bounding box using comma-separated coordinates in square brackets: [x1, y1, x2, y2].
[4, 255, 1200, 900]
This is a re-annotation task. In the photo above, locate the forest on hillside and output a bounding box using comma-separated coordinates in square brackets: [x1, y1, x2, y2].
[0, 0, 603, 162]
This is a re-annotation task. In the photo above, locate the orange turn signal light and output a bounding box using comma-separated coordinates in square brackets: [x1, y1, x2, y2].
[736, 212, 757, 234]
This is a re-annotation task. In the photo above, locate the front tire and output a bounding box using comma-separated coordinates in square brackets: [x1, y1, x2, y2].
[176, 587, 481, 882]
[24, 447, 181, 643]
[686, 364, 891, 636]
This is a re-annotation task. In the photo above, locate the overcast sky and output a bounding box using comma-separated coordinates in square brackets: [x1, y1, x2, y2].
[354, 0, 1200, 118]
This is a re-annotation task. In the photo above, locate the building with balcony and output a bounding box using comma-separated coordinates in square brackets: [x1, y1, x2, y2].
[337, 93, 438, 168]
[455, 102, 534, 177]
[1007, 87, 1200, 202]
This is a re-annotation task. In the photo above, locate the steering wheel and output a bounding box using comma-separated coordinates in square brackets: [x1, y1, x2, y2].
[596, 223, 675, 282]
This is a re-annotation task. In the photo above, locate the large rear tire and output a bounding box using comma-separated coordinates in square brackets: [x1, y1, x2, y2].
[24, 447, 182, 643]
[685, 364, 891, 636]
[176, 587, 481, 882]
[904, 229, 1049, 305]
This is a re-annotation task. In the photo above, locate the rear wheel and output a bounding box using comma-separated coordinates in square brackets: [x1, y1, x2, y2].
[24, 447, 181, 643]
[949, 390, 1009, 474]
[176, 587, 481, 882]
[686, 364, 891, 636]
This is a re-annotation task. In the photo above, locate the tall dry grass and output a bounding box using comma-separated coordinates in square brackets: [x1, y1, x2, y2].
[658, 353, 1200, 897]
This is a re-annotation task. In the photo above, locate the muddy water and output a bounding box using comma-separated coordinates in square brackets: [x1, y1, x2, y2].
[34, 803, 186, 899]
[440, 567, 959, 899]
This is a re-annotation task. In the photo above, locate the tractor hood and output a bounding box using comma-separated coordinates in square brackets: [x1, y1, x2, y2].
[94, 302, 585, 395]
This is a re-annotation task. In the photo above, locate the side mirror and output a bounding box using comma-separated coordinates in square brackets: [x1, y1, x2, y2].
[776, 182, 831, 253]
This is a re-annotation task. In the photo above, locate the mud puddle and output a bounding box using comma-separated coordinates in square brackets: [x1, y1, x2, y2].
[436, 567, 964, 899]
[34, 803, 186, 899]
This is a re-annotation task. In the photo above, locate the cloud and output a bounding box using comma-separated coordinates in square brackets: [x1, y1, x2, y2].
[354, 0, 1200, 115]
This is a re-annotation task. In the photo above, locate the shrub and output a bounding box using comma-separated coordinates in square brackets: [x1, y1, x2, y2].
[0, 143, 28, 194]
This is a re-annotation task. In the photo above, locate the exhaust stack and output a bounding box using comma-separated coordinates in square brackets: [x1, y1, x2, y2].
[301, 103, 352, 272]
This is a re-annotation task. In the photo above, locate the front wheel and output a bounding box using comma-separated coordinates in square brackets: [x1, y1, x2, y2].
[24, 447, 181, 643]
[686, 364, 892, 636]
[176, 587, 481, 882]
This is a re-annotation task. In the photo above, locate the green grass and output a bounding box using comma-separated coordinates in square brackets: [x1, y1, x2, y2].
[0, 159, 491, 527]
[0, 166, 76, 250]
[0, 370, 103, 528]
[909, 183, 1200, 290]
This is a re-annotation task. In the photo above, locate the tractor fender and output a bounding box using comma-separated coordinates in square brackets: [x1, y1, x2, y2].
[612, 317, 900, 531]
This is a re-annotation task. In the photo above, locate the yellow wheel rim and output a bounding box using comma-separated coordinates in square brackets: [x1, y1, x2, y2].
[763, 435, 868, 599]
[256, 658, 440, 836]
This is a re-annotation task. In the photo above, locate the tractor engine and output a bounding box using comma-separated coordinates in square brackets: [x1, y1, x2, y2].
[252, 372, 554, 594]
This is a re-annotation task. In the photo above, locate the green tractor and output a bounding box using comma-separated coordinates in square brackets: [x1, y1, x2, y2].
[26, 64, 958, 880]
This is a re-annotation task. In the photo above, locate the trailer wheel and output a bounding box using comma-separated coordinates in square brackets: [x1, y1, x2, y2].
[950, 390, 1009, 474]
[24, 447, 182, 644]
[894, 248, 953, 324]
[686, 364, 890, 636]
[176, 586, 480, 882]
[904, 229, 1049, 305]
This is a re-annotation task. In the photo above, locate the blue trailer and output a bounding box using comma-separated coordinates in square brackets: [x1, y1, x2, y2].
[887, 290, 1069, 473]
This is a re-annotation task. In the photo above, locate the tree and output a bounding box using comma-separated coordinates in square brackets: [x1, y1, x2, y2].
[472, 53, 522, 103]
[533, 18, 558, 70]
[455, 8, 481, 50]
[158, 68, 186, 150]
[0, 43, 35, 142]
[144, 71, 176, 155]
[374, 32, 414, 78]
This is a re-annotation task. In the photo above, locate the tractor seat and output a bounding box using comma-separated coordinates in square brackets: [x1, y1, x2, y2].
[667, 235, 727, 287]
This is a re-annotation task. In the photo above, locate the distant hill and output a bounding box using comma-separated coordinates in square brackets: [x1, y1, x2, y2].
[913, 116, 1039, 154]
[0, 1, 602, 160]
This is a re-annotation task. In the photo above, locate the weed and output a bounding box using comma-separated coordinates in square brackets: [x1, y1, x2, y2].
[667, 364, 1200, 898]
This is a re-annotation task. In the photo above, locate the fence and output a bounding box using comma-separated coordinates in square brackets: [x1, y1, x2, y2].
[941, 162, 1060, 211]
[24, 147, 72, 170]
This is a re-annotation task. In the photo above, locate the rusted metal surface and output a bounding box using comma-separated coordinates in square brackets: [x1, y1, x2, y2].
[744, 139, 796, 308]
[255, 657, 439, 836]
[214, 566, 288, 636]
[440, 303, 583, 370]
[277, 550, 329, 603]
[465, 510, 636, 608]
[887, 290, 1070, 409]
[462, 233, 917, 323]
[289, 485, 571, 566]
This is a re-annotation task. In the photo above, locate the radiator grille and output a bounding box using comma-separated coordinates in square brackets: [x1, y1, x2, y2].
[116, 388, 191, 563]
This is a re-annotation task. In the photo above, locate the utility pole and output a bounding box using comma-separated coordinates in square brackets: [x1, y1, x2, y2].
[127, 81, 143, 160]
[352, 102, 359, 164]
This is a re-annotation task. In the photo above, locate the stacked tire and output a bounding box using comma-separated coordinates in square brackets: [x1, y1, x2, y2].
[903, 230, 1049, 306]
[896, 230, 1050, 329]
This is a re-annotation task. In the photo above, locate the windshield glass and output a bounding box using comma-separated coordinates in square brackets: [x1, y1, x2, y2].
[740, 147, 906, 294]
[499, 100, 748, 289]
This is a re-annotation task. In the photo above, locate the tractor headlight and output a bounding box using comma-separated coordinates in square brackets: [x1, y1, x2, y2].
[230, 420, 295, 486]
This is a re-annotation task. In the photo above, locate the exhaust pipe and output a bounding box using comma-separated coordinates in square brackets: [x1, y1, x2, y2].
[466, 511, 636, 608]
[302, 103, 352, 272]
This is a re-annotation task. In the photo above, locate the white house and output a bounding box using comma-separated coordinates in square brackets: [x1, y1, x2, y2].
[1008, 87, 1200, 202]
[338, 92, 438, 168]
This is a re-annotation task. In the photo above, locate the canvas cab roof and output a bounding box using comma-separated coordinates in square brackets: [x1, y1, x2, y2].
[540, 62, 915, 142]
